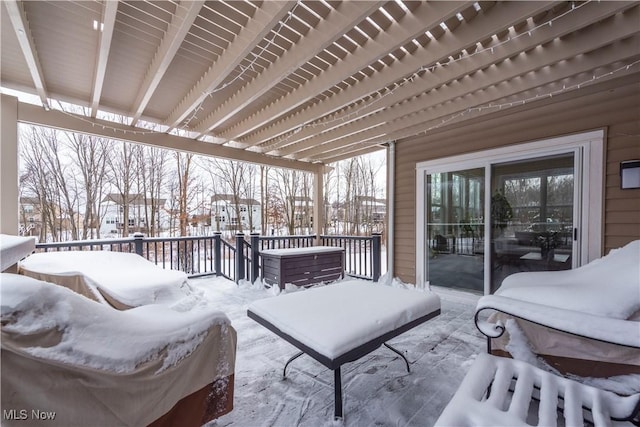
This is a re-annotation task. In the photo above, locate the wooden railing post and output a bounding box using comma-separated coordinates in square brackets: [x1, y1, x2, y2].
[214, 231, 222, 276]
[250, 232, 260, 284]
[372, 232, 382, 282]
[235, 232, 245, 283]
[133, 232, 144, 256]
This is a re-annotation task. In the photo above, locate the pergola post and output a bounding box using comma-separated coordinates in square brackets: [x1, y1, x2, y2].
[312, 165, 325, 245]
[1, 94, 19, 235]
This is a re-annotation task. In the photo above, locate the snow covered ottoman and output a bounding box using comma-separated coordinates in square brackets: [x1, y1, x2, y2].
[1, 272, 237, 427]
[19, 251, 192, 309]
[247, 280, 441, 419]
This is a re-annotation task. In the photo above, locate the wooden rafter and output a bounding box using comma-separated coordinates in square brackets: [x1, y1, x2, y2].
[190, 1, 386, 137]
[164, 1, 297, 130]
[90, 0, 118, 118]
[4, 0, 48, 109]
[130, 0, 205, 126]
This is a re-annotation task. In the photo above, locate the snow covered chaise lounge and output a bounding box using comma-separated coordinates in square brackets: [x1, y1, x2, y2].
[477, 239, 640, 378]
[435, 240, 640, 426]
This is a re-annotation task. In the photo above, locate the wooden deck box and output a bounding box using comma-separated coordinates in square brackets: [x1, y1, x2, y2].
[260, 246, 344, 289]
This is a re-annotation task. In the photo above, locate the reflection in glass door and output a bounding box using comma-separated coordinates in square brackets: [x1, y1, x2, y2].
[490, 154, 575, 292]
[426, 168, 484, 293]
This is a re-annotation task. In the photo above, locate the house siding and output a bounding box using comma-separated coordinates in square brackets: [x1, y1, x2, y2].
[393, 75, 640, 285]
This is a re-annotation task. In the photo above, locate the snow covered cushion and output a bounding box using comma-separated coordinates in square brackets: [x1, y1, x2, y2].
[496, 240, 640, 319]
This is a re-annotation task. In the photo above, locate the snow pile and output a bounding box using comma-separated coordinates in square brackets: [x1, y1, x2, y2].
[1, 273, 230, 373]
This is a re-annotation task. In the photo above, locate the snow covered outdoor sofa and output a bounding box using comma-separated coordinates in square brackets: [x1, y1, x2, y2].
[0, 235, 237, 427]
[19, 250, 194, 310]
[436, 240, 640, 426]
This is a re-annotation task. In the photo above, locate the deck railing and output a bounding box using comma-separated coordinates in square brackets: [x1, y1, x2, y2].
[35, 232, 383, 283]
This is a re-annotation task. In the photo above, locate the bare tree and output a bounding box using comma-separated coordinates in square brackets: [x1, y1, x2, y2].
[175, 152, 195, 236]
[337, 156, 383, 235]
[67, 131, 109, 239]
[260, 165, 269, 234]
[270, 168, 311, 235]
[203, 158, 252, 233]
[241, 163, 258, 232]
[135, 146, 168, 236]
[106, 141, 137, 236]
[341, 158, 359, 235]
[20, 127, 59, 241]
[323, 165, 337, 234]
[20, 125, 81, 240]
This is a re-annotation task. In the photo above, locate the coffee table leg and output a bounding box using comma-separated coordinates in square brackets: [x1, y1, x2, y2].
[383, 343, 410, 373]
[283, 351, 304, 379]
[334, 367, 343, 420]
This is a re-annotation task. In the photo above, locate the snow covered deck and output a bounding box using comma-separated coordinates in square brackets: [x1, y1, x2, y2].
[192, 276, 484, 426]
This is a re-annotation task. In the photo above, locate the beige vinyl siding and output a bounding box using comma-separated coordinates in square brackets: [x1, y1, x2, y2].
[393, 74, 640, 285]
[606, 123, 640, 250]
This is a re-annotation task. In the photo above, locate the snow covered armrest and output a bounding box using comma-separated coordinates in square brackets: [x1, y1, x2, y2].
[0, 234, 36, 272]
[475, 295, 640, 349]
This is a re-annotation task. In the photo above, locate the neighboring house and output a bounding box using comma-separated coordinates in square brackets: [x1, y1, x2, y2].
[19, 196, 42, 237]
[100, 193, 168, 236]
[19, 197, 78, 240]
[211, 194, 260, 232]
[288, 196, 313, 229]
[355, 196, 386, 224]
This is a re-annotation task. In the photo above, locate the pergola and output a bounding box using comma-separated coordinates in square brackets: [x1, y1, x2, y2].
[2, 1, 639, 241]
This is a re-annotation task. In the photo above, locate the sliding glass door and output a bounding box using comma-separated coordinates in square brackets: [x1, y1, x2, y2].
[490, 154, 574, 292]
[426, 168, 485, 293]
[418, 131, 603, 294]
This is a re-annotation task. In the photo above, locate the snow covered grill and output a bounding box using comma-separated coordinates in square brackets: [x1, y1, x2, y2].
[435, 353, 640, 426]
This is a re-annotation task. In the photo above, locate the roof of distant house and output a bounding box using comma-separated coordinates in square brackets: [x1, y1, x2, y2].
[20, 196, 40, 205]
[355, 195, 386, 204]
[102, 193, 166, 206]
[211, 194, 260, 206]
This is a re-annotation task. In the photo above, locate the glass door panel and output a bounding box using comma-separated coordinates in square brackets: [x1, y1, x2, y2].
[426, 168, 484, 293]
[490, 154, 575, 292]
